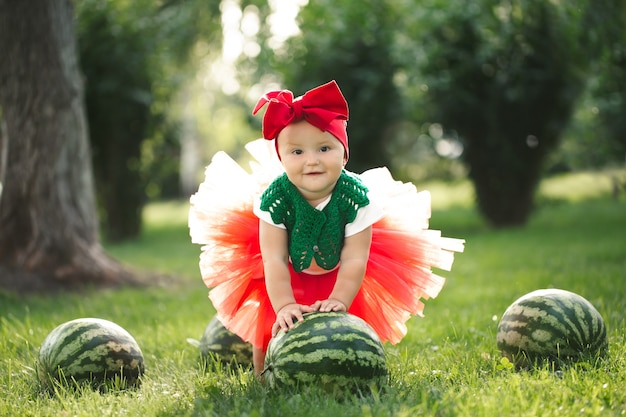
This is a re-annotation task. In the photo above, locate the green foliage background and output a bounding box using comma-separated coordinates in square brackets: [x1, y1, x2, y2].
[72, 0, 625, 235]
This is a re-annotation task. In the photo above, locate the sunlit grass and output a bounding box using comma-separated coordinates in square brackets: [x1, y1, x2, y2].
[423, 168, 626, 210]
[0, 170, 625, 416]
[418, 179, 475, 210]
[539, 168, 625, 203]
[142, 200, 191, 228]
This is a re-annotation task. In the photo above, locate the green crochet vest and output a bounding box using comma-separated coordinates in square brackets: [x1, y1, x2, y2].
[259, 170, 370, 272]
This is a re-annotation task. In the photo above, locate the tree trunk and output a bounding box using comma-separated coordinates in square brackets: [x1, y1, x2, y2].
[0, 0, 137, 292]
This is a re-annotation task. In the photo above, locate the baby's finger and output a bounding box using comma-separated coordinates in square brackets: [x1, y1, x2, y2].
[290, 311, 304, 326]
[301, 304, 315, 313]
[320, 301, 333, 312]
[272, 321, 280, 336]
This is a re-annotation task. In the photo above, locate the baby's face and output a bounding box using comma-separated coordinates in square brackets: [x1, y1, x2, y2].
[276, 120, 347, 205]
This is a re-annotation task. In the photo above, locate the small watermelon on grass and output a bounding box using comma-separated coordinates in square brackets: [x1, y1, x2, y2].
[187, 316, 252, 367]
[496, 289, 608, 369]
[37, 318, 144, 390]
[262, 311, 388, 392]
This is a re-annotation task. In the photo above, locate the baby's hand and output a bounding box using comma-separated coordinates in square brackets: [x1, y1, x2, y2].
[311, 298, 347, 313]
[272, 303, 315, 336]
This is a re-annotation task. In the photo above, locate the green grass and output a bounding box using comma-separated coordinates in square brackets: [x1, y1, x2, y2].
[1, 170, 625, 416]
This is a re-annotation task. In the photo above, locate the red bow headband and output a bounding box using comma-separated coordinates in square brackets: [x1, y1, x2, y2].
[252, 80, 350, 159]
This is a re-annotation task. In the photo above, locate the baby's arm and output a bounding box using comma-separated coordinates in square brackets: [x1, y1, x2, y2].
[259, 220, 314, 335]
[315, 225, 372, 312]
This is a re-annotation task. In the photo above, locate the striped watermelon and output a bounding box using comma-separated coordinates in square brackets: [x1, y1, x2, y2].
[37, 318, 144, 389]
[496, 289, 608, 368]
[262, 311, 388, 391]
[187, 316, 252, 367]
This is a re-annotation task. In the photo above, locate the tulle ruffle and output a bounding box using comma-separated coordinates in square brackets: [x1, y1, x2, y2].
[189, 139, 465, 350]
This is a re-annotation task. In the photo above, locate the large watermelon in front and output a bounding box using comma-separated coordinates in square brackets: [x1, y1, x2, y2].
[262, 311, 388, 391]
[37, 318, 145, 389]
[496, 289, 608, 368]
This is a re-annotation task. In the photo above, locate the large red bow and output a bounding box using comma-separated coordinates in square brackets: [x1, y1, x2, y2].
[252, 80, 349, 156]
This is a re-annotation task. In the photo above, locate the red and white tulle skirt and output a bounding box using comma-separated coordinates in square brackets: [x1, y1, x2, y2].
[189, 139, 465, 351]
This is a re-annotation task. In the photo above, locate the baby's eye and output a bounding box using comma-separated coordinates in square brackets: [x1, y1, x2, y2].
[320, 146, 330, 152]
[292, 149, 303, 155]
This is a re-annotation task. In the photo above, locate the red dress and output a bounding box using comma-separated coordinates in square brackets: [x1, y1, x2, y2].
[189, 139, 464, 351]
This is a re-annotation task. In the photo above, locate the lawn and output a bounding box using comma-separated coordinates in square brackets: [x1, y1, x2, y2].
[1, 170, 625, 417]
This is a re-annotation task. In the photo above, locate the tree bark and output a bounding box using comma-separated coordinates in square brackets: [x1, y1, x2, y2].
[0, 0, 137, 292]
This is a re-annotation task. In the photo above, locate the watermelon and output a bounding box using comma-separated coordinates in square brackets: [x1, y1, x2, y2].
[496, 289, 608, 368]
[262, 311, 388, 391]
[187, 316, 252, 367]
[37, 318, 144, 389]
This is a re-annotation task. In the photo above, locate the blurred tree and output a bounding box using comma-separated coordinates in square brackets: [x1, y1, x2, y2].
[0, 0, 135, 291]
[407, 0, 594, 227]
[249, 0, 402, 173]
[546, 0, 626, 172]
[76, 2, 151, 242]
[75, 0, 221, 241]
[588, 0, 626, 167]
